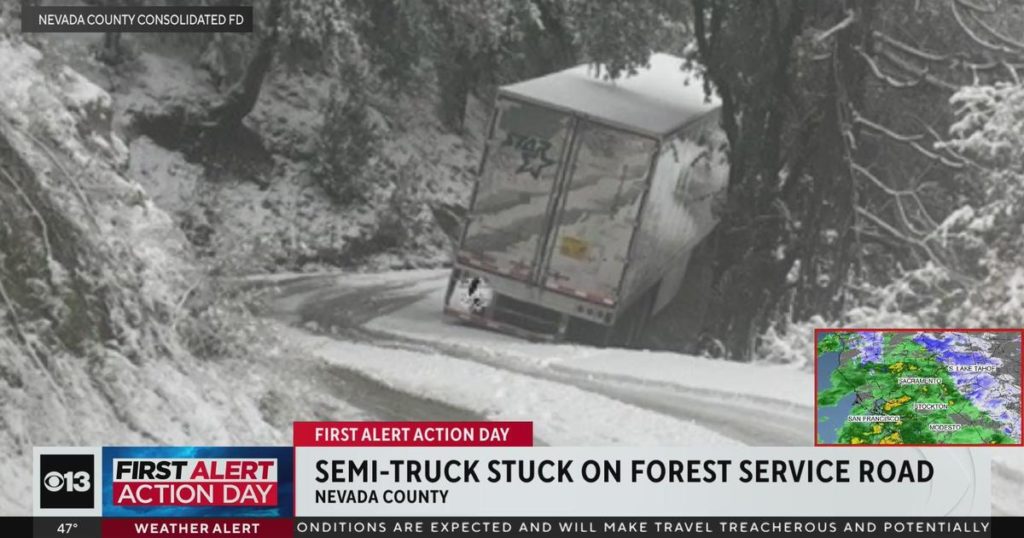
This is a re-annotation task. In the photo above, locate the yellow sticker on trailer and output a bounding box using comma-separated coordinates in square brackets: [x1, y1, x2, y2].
[560, 236, 590, 260]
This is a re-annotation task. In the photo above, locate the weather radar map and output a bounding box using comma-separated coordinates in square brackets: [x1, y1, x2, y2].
[817, 330, 1021, 445]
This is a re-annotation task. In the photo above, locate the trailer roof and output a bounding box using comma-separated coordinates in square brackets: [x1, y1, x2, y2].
[498, 53, 719, 138]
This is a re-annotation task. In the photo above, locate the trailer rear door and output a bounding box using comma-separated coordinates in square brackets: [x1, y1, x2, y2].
[460, 100, 573, 280]
[541, 121, 656, 305]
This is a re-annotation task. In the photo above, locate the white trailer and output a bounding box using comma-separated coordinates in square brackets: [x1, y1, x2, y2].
[445, 53, 729, 345]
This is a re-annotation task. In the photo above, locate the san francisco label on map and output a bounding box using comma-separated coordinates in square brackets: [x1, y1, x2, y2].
[816, 330, 1022, 446]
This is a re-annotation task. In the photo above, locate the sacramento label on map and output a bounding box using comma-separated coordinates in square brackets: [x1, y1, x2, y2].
[817, 330, 1022, 445]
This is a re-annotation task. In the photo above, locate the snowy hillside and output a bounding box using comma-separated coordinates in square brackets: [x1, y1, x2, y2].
[0, 38, 356, 515]
[106, 40, 483, 274]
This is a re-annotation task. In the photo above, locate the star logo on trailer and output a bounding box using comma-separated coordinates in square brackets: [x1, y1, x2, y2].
[505, 132, 556, 179]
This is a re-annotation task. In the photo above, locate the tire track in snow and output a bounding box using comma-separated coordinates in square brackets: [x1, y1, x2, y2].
[259, 270, 1020, 514]
[315, 362, 487, 423]
[263, 273, 807, 446]
[250, 272, 491, 426]
[350, 325, 808, 446]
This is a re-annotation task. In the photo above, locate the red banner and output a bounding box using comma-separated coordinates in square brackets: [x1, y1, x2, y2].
[293, 421, 533, 447]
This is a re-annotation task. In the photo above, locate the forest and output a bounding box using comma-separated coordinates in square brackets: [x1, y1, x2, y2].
[144, 0, 1024, 361]
[2, 0, 1023, 366]
[3, 0, 1024, 364]
[2, 0, 1024, 517]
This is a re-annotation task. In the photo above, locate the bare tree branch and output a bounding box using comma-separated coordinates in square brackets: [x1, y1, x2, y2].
[874, 27, 1022, 88]
[950, 0, 1019, 54]
[856, 47, 920, 88]
[0, 166, 52, 265]
[963, 1, 1024, 51]
[878, 46, 960, 90]
[851, 163, 933, 237]
[855, 205, 974, 285]
[170, 278, 203, 333]
[954, 0, 996, 13]
[1005, 60, 1022, 83]
[13, 122, 100, 230]
[0, 273, 69, 411]
[874, 31, 949, 62]
[816, 9, 856, 43]
[852, 162, 918, 196]
[903, 114, 990, 172]
[854, 111, 967, 168]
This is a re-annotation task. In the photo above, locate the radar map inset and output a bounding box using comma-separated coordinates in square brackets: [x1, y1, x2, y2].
[816, 330, 1021, 445]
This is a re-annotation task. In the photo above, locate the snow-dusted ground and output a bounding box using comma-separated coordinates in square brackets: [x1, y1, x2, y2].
[260, 269, 741, 445]
[264, 269, 1024, 516]
[369, 283, 812, 408]
[283, 326, 738, 447]
[110, 40, 484, 274]
[263, 269, 814, 445]
[992, 452, 1024, 516]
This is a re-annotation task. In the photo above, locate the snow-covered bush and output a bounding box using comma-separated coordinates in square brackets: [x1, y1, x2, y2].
[830, 83, 1024, 331]
[175, 283, 272, 361]
[936, 83, 1024, 326]
[0, 0, 20, 35]
[757, 83, 1024, 367]
[943, 84, 1024, 169]
[757, 317, 823, 369]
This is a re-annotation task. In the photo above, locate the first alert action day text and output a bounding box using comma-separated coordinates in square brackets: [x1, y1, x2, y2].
[312, 424, 514, 444]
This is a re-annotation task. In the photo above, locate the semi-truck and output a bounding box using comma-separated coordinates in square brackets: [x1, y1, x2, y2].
[444, 53, 729, 345]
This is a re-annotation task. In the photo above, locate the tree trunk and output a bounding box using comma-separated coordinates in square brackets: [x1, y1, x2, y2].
[691, 0, 871, 360]
[205, 0, 283, 134]
[436, 48, 474, 132]
[691, 0, 807, 360]
[98, 32, 122, 65]
[788, 0, 874, 321]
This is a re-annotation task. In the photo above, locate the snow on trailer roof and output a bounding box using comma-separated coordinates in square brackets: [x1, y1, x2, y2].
[498, 53, 719, 139]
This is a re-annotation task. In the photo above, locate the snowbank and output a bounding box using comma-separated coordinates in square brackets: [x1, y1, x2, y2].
[367, 284, 814, 409]
[280, 326, 739, 447]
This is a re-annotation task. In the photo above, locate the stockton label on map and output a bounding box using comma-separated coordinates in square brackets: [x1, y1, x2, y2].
[816, 330, 1022, 446]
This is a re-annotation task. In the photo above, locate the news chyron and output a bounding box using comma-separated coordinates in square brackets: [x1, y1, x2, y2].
[33, 446, 293, 518]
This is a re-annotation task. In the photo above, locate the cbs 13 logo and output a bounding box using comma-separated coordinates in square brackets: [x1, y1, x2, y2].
[39, 454, 94, 509]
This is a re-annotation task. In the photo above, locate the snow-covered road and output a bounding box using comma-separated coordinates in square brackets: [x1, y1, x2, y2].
[254, 269, 1023, 515]
[253, 268, 806, 444]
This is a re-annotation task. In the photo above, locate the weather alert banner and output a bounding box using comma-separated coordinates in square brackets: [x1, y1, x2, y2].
[101, 446, 294, 518]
